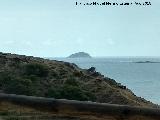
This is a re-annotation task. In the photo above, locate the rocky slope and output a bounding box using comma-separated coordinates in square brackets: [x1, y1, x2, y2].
[0, 52, 158, 108]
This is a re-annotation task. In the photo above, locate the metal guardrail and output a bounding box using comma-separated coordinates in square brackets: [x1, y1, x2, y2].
[0, 93, 160, 119]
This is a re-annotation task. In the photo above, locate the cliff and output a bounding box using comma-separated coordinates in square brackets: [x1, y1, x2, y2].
[0, 52, 158, 108]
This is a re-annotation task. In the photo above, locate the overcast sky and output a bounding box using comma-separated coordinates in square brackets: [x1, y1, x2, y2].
[0, 0, 159, 57]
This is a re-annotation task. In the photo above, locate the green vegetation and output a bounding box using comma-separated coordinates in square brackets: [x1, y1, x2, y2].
[0, 72, 37, 96]
[0, 62, 96, 101]
[47, 77, 96, 101]
[23, 63, 49, 77]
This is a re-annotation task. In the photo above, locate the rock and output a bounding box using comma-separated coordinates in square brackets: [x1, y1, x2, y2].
[118, 85, 126, 89]
[87, 67, 96, 73]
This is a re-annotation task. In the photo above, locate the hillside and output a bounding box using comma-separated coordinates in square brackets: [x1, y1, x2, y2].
[0, 52, 158, 108]
[68, 52, 91, 58]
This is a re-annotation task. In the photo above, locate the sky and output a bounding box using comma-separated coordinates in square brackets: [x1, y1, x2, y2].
[0, 0, 160, 57]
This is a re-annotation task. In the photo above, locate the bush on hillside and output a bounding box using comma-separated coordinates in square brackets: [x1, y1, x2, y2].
[46, 77, 96, 101]
[22, 63, 49, 77]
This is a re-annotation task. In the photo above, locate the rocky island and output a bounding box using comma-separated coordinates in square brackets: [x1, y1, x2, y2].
[0, 52, 159, 120]
[68, 52, 92, 58]
[135, 61, 160, 63]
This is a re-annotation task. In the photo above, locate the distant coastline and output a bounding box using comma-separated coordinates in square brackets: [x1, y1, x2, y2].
[134, 61, 160, 63]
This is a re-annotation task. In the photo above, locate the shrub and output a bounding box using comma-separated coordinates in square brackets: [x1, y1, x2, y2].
[61, 85, 89, 101]
[4, 77, 36, 95]
[46, 77, 96, 101]
[50, 70, 60, 79]
[23, 63, 49, 77]
[0, 71, 13, 88]
[73, 71, 83, 77]
[64, 77, 79, 86]
[47, 87, 62, 99]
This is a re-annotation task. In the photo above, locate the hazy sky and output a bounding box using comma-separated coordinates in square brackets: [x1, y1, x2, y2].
[0, 0, 160, 57]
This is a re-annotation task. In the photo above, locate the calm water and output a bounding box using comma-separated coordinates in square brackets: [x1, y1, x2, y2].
[51, 57, 160, 105]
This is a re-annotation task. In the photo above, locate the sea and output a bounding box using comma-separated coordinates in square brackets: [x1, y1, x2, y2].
[50, 57, 160, 105]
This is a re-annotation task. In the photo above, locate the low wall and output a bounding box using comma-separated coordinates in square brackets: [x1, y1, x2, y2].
[0, 93, 160, 120]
